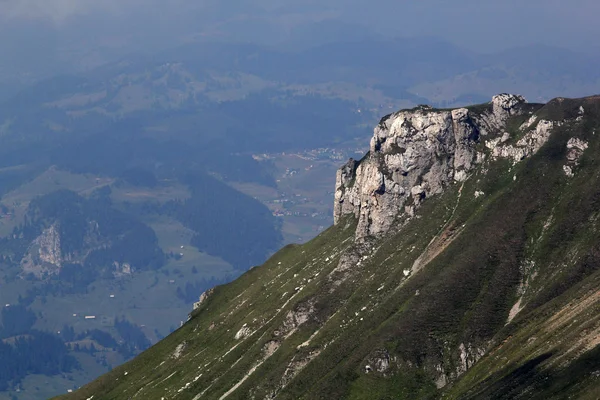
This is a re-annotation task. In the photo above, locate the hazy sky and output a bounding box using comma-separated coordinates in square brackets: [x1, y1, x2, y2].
[1, 0, 599, 52]
[0, 0, 598, 88]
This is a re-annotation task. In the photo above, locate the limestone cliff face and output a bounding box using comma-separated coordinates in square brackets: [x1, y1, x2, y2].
[21, 223, 63, 278]
[334, 94, 548, 237]
[19, 219, 133, 280]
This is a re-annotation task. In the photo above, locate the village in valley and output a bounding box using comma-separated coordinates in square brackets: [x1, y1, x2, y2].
[233, 144, 367, 244]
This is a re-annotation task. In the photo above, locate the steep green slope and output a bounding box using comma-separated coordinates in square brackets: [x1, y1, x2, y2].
[59, 95, 600, 399]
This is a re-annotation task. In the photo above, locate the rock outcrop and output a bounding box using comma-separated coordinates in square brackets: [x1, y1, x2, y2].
[486, 119, 558, 163]
[334, 94, 546, 237]
[19, 219, 133, 280]
[563, 137, 589, 177]
[193, 288, 214, 310]
[21, 223, 63, 278]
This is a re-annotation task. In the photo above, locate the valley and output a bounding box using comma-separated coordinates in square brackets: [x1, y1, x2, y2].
[0, 6, 599, 397]
[0, 136, 366, 398]
[56, 94, 600, 400]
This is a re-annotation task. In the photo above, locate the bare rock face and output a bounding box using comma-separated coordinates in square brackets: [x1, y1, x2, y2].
[276, 302, 315, 338]
[21, 223, 63, 278]
[475, 93, 528, 136]
[113, 262, 134, 278]
[563, 137, 589, 177]
[486, 119, 558, 163]
[19, 219, 129, 280]
[364, 349, 392, 374]
[334, 94, 537, 238]
[193, 288, 215, 310]
[234, 324, 251, 340]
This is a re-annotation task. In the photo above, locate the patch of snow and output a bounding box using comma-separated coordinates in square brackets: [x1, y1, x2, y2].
[507, 297, 524, 324]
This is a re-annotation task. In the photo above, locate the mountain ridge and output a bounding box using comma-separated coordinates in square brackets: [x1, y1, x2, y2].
[57, 93, 600, 399]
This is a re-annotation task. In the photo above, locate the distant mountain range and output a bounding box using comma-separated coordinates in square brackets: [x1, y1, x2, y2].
[1, 21, 600, 399]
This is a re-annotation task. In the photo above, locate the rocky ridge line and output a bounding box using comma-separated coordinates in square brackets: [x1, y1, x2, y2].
[334, 94, 556, 238]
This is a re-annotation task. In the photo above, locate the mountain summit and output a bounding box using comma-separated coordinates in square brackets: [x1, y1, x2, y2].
[59, 94, 600, 399]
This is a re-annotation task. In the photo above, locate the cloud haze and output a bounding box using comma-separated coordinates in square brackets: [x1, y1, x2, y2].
[0, 0, 598, 50]
[0, 0, 597, 30]
[0, 0, 598, 91]
[0, 0, 112, 22]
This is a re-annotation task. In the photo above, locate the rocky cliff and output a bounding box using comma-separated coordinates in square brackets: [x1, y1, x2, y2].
[334, 94, 557, 237]
[20, 223, 63, 278]
[13, 190, 164, 281]
[59, 95, 600, 400]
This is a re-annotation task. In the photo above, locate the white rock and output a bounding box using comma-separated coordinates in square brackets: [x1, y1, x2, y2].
[193, 288, 214, 310]
[20, 224, 62, 278]
[566, 137, 588, 152]
[234, 326, 251, 340]
[564, 137, 589, 176]
[334, 94, 529, 238]
[491, 120, 556, 163]
[520, 115, 538, 131]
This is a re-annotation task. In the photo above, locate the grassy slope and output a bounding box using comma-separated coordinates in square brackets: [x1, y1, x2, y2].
[58, 96, 600, 399]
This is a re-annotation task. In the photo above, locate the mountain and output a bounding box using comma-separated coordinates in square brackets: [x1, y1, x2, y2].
[411, 44, 600, 106]
[56, 94, 600, 399]
[2, 35, 600, 396]
[0, 37, 381, 397]
[0, 172, 281, 398]
[1, 1, 598, 89]
[4, 36, 600, 115]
